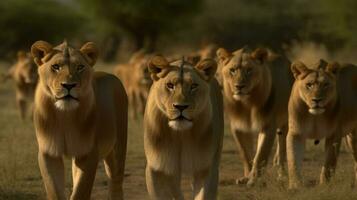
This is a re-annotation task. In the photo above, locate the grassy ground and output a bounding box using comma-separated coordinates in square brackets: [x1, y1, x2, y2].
[0, 62, 356, 199]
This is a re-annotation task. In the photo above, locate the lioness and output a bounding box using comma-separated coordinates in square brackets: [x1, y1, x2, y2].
[287, 60, 357, 189]
[3, 51, 38, 120]
[144, 56, 223, 199]
[217, 47, 293, 185]
[114, 52, 152, 120]
[31, 40, 128, 199]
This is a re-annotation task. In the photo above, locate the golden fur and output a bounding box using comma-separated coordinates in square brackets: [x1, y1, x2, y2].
[217, 47, 293, 185]
[286, 60, 357, 189]
[31, 40, 128, 199]
[3, 51, 38, 120]
[114, 51, 152, 120]
[144, 55, 224, 199]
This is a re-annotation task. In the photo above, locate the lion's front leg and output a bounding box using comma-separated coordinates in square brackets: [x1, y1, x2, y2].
[319, 135, 341, 184]
[104, 149, 125, 200]
[286, 133, 305, 189]
[70, 154, 99, 200]
[231, 128, 254, 184]
[145, 166, 183, 200]
[38, 152, 65, 200]
[247, 129, 276, 186]
[273, 127, 287, 180]
[193, 167, 218, 200]
[347, 131, 357, 187]
[16, 91, 27, 121]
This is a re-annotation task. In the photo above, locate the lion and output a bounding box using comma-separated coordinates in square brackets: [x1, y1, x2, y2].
[2, 51, 38, 120]
[216, 47, 293, 186]
[31, 40, 128, 199]
[114, 52, 152, 120]
[286, 60, 357, 189]
[144, 55, 224, 199]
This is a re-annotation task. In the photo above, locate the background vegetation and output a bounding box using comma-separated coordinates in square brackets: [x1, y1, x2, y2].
[0, 0, 356, 61]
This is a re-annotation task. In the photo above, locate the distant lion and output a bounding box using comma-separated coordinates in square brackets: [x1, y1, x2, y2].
[144, 55, 224, 199]
[31, 40, 128, 199]
[217, 47, 293, 186]
[114, 51, 152, 120]
[287, 60, 357, 189]
[2, 51, 38, 120]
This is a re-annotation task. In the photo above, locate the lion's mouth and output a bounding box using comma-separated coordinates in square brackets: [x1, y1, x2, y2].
[309, 106, 325, 115]
[56, 95, 79, 101]
[171, 115, 192, 122]
[234, 91, 248, 96]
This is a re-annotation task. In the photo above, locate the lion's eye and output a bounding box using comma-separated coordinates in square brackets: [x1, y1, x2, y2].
[306, 83, 313, 89]
[166, 83, 174, 90]
[191, 83, 198, 91]
[246, 68, 252, 75]
[51, 64, 60, 71]
[77, 64, 85, 71]
[230, 68, 236, 75]
[322, 82, 329, 88]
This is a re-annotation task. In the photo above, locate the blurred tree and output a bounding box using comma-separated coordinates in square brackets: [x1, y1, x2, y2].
[79, 0, 203, 52]
[0, 0, 85, 59]
[178, 0, 357, 52]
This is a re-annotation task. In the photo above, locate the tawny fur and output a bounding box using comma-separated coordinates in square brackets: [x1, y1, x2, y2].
[31, 40, 128, 200]
[217, 47, 293, 185]
[114, 51, 152, 120]
[144, 56, 224, 200]
[287, 60, 357, 189]
[3, 51, 38, 120]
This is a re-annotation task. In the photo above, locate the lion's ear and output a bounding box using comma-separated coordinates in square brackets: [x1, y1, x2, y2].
[251, 48, 268, 64]
[326, 62, 340, 76]
[186, 54, 201, 66]
[291, 61, 311, 79]
[216, 48, 231, 64]
[80, 42, 98, 66]
[147, 55, 170, 81]
[195, 58, 217, 81]
[31, 41, 53, 66]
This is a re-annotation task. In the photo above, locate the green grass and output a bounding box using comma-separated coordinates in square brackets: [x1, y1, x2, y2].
[0, 63, 356, 199]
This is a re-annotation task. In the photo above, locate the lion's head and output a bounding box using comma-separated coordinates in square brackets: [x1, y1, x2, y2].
[291, 59, 339, 115]
[147, 55, 217, 131]
[31, 40, 98, 111]
[134, 56, 152, 87]
[217, 47, 269, 101]
[17, 51, 38, 84]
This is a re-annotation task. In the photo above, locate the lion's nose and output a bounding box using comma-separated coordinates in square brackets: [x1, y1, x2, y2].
[312, 97, 323, 103]
[61, 83, 77, 91]
[235, 84, 246, 90]
[173, 104, 189, 112]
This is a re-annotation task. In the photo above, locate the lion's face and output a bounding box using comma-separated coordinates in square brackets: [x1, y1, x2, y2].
[291, 60, 339, 115]
[217, 47, 268, 101]
[18, 55, 38, 84]
[148, 56, 217, 131]
[31, 41, 98, 111]
[135, 58, 152, 86]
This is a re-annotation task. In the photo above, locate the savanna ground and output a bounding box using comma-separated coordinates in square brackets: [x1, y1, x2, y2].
[0, 63, 356, 200]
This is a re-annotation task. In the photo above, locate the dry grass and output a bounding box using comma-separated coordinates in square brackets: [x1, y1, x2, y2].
[0, 62, 356, 200]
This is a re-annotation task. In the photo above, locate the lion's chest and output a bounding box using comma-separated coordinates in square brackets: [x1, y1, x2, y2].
[230, 108, 272, 133]
[146, 131, 215, 175]
[36, 118, 96, 157]
[180, 135, 214, 175]
[294, 117, 337, 139]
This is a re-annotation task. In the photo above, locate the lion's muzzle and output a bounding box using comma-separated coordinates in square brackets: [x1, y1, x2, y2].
[308, 97, 326, 115]
[168, 103, 193, 131]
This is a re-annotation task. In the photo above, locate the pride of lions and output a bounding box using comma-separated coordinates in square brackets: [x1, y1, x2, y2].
[2, 40, 356, 200]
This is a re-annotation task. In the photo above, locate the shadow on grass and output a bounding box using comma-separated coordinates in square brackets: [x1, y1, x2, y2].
[0, 190, 38, 200]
